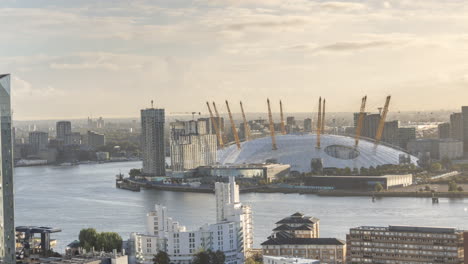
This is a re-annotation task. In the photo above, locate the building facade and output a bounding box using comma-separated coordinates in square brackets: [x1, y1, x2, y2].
[129, 177, 252, 264]
[347, 225, 466, 264]
[450, 112, 463, 141]
[304, 118, 312, 133]
[0, 74, 15, 264]
[196, 163, 290, 182]
[462, 106, 468, 153]
[264, 256, 320, 264]
[438, 122, 450, 139]
[141, 108, 165, 176]
[56, 121, 71, 141]
[170, 120, 217, 172]
[29, 131, 49, 154]
[86, 131, 105, 149]
[408, 138, 463, 160]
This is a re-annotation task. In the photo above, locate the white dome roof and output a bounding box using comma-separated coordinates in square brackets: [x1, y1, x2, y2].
[217, 134, 418, 173]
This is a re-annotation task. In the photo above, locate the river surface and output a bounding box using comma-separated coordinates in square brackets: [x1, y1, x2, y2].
[15, 161, 468, 252]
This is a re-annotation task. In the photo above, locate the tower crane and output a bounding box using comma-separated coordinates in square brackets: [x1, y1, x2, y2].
[225, 100, 241, 149]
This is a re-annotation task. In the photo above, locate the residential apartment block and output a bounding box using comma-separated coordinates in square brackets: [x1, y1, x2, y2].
[347, 225, 467, 264]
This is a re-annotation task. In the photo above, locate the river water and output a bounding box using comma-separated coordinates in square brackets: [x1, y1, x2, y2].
[15, 161, 468, 252]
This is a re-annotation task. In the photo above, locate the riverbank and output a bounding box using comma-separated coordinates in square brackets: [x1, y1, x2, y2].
[127, 179, 468, 198]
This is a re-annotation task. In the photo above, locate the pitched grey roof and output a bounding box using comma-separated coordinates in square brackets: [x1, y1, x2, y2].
[261, 237, 345, 246]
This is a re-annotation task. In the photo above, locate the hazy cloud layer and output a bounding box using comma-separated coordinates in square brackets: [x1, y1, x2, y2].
[1, 0, 468, 119]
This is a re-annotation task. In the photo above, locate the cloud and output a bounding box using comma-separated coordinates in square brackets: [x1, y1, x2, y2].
[50, 62, 119, 71]
[318, 2, 367, 11]
[318, 41, 395, 52]
[225, 18, 309, 31]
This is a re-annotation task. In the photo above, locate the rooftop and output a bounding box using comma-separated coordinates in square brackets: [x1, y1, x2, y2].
[261, 237, 345, 246]
[275, 213, 319, 225]
[351, 225, 459, 234]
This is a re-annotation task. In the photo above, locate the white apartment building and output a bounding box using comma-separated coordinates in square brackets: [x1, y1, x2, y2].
[129, 177, 252, 264]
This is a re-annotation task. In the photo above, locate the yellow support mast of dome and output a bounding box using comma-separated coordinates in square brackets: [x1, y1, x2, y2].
[267, 98, 278, 150]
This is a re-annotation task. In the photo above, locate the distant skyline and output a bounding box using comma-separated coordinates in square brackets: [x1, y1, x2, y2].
[2, 0, 468, 120]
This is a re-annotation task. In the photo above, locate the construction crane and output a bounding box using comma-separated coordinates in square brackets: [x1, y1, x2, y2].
[239, 101, 251, 141]
[170, 112, 201, 120]
[267, 98, 278, 150]
[206, 102, 224, 148]
[225, 100, 241, 149]
[321, 99, 326, 134]
[316, 97, 322, 149]
[354, 96, 367, 147]
[212, 102, 228, 145]
[280, 100, 286, 135]
[375, 95, 391, 145]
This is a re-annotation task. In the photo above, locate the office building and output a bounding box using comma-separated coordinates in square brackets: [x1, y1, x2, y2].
[65, 132, 81, 145]
[382, 120, 399, 146]
[307, 174, 413, 190]
[86, 131, 105, 149]
[196, 163, 290, 182]
[0, 74, 15, 264]
[141, 108, 165, 176]
[408, 138, 463, 160]
[462, 106, 468, 153]
[56, 121, 72, 140]
[361, 114, 380, 139]
[347, 225, 467, 263]
[398, 127, 416, 149]
[438, 122, 450, 139]
[29, 131, 49, 154]
[304, 118, 312, 133]
[262, 237, 345, 263]
[170, 119, 217, 172]
[129, 177, 252, 264]
[262, 212, 345, 264]
[263, 256, 319, 264]
[450, 112, 463, 141]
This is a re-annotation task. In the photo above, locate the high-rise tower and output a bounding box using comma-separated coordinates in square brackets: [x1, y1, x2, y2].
[0, 74, 15, 264]
[141, 107, 166, 176]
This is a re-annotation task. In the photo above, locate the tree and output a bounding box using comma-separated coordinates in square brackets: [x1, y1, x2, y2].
[192, 250, 225, 264]
[457, 186, 464, 192]
[153, 251, 170, 264]
[212, 250, 225, 264]
[192, 250, 211, 264]
[424, 185, 431, 191]
[441, 156, 452, 170]
[430, 162, 442, 172]
[95, 232, 122, 252]
[79, 228, 98, 251]
[129, 168, 141, 178]
[448, 181, 458, 192]
[374, 183, 384, 192]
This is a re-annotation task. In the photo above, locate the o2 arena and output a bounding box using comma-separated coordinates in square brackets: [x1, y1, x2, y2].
[217, 134, 418, 173]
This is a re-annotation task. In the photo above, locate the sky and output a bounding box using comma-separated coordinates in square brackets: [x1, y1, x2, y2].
[2, 0, 468, 120]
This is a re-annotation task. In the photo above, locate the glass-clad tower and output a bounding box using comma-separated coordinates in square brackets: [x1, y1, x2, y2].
[0, 74, 15, 264]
